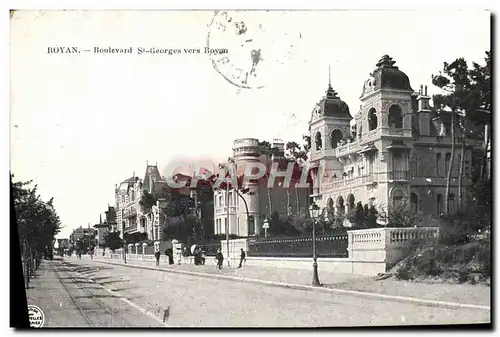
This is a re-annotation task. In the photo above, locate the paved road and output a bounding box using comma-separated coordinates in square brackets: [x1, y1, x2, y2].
[28, 258, 490, 327]
[25, 259, 166, 327]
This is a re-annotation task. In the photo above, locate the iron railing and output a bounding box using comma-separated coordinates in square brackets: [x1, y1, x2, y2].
[248, 234, 348, 258]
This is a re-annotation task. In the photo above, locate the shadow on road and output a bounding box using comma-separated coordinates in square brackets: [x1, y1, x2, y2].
[91, 276, 113, 282]
[98, 280, 128, 286]
[73, 294, 127, 300]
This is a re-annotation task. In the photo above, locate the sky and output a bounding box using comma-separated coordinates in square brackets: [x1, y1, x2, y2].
[9, 9, 490, 239]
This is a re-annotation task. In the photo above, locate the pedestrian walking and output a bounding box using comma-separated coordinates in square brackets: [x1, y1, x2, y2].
[238, 248, 246, 268]
[155, 246, 161, 266]
[89, 249, 94, 260]
[215, 248, 224, 270]
[182, 247, 189, 264]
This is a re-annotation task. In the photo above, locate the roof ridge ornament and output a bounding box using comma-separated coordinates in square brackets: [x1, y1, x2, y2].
[376, 55, 397, 69]
[324, 63, 340, 99]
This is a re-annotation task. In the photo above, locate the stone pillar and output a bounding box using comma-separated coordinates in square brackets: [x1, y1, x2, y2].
[142, 243, 147, 259]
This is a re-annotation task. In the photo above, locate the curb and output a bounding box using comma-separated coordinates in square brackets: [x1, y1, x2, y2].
[89, 258, 490, 312]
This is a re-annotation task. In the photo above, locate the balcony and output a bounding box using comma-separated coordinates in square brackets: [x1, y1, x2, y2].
[361, 173, 376, 184]
[335, 142, 360, 157]
[388, 170, 410, 181]
[125, 208, 137, 218]
[361, 129, 381, 144]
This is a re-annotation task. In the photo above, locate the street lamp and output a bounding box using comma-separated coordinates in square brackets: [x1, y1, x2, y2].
[308, 201, 321, 287]
[263, 218, 269, 239]
[225, 178, 231, 267]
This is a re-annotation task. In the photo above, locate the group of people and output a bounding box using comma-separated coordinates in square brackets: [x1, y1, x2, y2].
[214, 248, 246, 270]
[152, 245, 247, 270]
[154, 247, 175, 266]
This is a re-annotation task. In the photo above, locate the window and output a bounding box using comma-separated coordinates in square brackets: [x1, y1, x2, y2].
[389, 105, 403, 129]
[411, 158, 420, 177]
[392, 189, 404, 208]
[330, 129, 343, 149]
[448, 194, 455, 214]
[368, 108, 378, 131]
[249, 216, 255, 236]
[436, 194, 443, 215]
[347, 194, 355, 213]
[436, 153, 442, 176]
[410, 192, 419, 213]
[315, 132, 323, 150]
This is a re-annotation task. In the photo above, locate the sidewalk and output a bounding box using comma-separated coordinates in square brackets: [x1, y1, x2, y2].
[92, 256, 490, 307]
[25, 260, 92, 327]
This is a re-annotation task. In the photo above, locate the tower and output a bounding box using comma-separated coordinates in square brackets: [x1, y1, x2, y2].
[231, 138, 262, 236]
[358, 55, 415, 209]
[308, 68, 352, 195]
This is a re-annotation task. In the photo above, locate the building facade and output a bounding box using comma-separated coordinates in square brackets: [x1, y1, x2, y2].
[94, 214, 110, 247]
[69, 225, 95, 244]
[115, 174, 146, 239]
[105, 205, 117, 232]
[213, 138, 310, 237]
[114, 163, 189, 241]
[307, 55, 486, 223]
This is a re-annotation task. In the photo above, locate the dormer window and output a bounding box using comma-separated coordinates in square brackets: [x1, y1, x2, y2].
[368, 108, 378, 131]
[389, 105, 403, 129]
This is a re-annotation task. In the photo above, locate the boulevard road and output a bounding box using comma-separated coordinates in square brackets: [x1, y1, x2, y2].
[28, 258, 490, 327]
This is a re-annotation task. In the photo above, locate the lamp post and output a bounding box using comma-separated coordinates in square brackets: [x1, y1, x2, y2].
[122, 233, 127, 264]
[225, 178, 230, 267]
[263, 218, 269, 239]
[308, 201, 321, 287]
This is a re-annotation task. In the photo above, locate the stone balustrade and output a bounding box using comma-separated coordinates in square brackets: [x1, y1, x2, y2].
[92, 227, 439, 276]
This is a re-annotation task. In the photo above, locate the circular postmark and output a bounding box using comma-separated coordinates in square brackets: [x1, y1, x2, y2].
[207, 10, 300, 90]
[28, 304, 45, 328]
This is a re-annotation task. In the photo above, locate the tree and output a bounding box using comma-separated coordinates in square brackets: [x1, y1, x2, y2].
[386, 199, 423, 228]
[432, 51, 491, 214]
[285, 135, 311, 215]
[348, 202, 366, 229]
[258, 140, 280, 216]
[103, 231, 123, 252]
[12, 174, 61, 285]
[139, 191, 157, 213]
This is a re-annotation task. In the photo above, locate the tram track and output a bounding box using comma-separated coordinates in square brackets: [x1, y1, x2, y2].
[51, 259, 166, 327]
[52, 261, 95, 327]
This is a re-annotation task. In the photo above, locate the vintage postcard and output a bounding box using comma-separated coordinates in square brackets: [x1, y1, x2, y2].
[10, 9, 491, 328]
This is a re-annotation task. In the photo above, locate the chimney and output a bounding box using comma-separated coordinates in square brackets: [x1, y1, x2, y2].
[417, 84, 431, 136]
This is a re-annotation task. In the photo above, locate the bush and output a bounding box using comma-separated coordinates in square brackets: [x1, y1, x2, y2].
[390, 239, 491, 284]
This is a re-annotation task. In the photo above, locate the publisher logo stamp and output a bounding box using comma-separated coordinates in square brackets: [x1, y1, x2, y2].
[28, 305, 45, 328]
